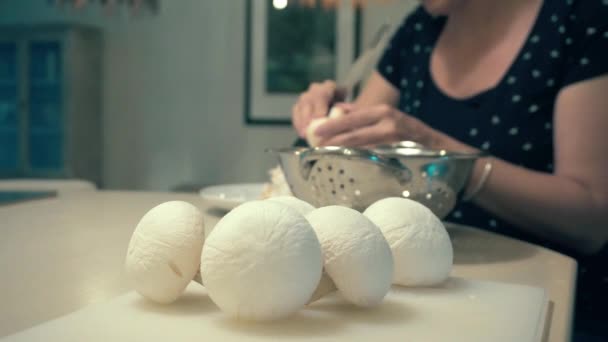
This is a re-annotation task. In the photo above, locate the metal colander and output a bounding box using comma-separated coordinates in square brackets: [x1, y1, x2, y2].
[270, 141, 486, 219]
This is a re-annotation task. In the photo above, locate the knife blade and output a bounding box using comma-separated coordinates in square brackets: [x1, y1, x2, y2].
[338, 23, 392, 101]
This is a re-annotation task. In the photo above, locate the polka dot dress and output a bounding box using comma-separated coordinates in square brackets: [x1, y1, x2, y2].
[378, 1, 608, 339]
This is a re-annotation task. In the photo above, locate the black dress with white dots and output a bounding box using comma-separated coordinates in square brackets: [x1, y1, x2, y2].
[378, 1, 608, 339]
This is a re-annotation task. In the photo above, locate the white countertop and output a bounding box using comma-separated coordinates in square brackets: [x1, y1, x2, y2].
[0, 191, 577, 341]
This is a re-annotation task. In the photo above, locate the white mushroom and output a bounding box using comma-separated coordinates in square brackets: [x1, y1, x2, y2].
[327, 106, 345, 119]
[266, 196, 316, 216]
[305, 106, 345, 147]
[125, 201, 205, 304]
[363, 197, 453, 286]
[201, 201, 323, 321]
[306, 118, 328, 148]
[305, 206, 393, 307]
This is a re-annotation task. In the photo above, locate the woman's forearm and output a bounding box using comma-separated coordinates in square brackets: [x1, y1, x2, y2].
[431, 131, 608, 255]
[474, 159, 607, 254]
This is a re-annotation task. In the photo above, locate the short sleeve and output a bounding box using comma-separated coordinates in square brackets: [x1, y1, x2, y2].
[561, 1, 608, 87]
[377, 7, 427, 88]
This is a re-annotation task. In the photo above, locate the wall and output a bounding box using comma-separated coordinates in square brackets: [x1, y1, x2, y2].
[102, 1, 298, 190]
[0, 0, 416, 191]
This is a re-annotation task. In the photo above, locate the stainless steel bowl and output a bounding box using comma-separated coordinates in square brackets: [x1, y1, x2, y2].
[270, 141, 486, 218]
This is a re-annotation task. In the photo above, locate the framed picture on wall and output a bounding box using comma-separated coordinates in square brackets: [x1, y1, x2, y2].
[244, 0, 360, 125]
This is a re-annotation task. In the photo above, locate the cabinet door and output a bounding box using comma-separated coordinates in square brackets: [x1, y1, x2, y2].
[27, 39, 64, 174]
[0, 41, 20, 174]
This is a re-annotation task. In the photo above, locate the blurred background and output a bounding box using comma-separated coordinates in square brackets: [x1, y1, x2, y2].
[0, 0, 416, 192]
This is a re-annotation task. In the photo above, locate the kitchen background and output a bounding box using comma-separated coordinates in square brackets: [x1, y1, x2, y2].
[0, 0, 416, 191]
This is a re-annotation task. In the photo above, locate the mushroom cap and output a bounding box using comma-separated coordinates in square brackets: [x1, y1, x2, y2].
[305, 206, 393, 307]
[201, 201, 323, 321]
[363, 197, 453, 286]
[125, 201, 205, 304]
[306, 117, 328, 148]
[306, 106, 344, 147]
[266, 196, 316, 216]
[328, 106, 345, 119]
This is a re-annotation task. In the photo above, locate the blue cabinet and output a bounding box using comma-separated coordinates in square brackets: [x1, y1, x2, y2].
[0, 27, 101, 184]
[0, 42, 19, 172]
[28, 40, 64, 171]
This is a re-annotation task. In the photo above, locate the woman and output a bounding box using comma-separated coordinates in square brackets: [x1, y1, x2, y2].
[292, 0, 608, 339]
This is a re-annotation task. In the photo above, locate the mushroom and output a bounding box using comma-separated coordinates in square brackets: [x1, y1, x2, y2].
[200, 200, 323, 321]
[305, 206, 394, 307]
[125, 201, 205, 304]
[306, 106, 345, 147]
[266, 196, 316, 216]
[327, 106, 346, 119]
[363, 197, 453, 286]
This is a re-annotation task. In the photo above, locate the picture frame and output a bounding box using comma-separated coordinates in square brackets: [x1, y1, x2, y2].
[244, 0, 360, 125]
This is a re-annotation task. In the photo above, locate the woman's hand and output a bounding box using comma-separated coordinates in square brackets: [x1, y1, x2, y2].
[314, 103, 436, 147]
[292, 80, 344, 138]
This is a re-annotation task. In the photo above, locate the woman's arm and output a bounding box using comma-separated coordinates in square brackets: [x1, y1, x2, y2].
[353, 72, 400, 107]
[462, 75, 608, 255]
[319, 74, 608, 255]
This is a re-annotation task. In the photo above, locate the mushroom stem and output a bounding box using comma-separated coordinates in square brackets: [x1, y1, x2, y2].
[192, 269, 337, 304]
[307, 271, 337, 304]
[193, 270, 203, 285]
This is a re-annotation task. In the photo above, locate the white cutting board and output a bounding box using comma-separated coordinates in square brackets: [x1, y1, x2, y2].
[1, 277, 548, 342]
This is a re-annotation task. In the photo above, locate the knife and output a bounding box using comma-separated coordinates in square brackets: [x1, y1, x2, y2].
[338, 23, 392, 101]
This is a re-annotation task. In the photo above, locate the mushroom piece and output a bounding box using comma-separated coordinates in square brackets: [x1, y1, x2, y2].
[125, 201, 205, 304]
[201, 201, 323, 321]
[327, 106, 345, 119]
[363, 197, 453, 286]
[306, 118, 328, 148]
[266, 196, 316, 216]
[305, 106, 345, 147]
[305, 206, 394, 307]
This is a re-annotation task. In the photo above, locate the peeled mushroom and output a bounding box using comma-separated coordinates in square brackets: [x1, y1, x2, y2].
[125, 201, 205, 304]
[266, 196, 316, 216]
[305, 206, 393, 307]
[306, 118, 328, 148]
[363, 197, 453, 286]
[327, 106, 345, 119]
[305, 106, 345, 147]
[201, 201, 323, 321]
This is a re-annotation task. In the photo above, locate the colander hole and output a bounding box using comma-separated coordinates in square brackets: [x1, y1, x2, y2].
[317, 167, 322, 172]
[331, 190, 336, 195]
[340, 184, 344, 189]
[339, 169, 345, 175]
[327, 165, 333, 171]
[349, 178, 355, 183]
[329, 178, 334, 183]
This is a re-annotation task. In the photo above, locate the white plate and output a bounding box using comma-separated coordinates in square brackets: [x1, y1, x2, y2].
[199, 183, 265, 211]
